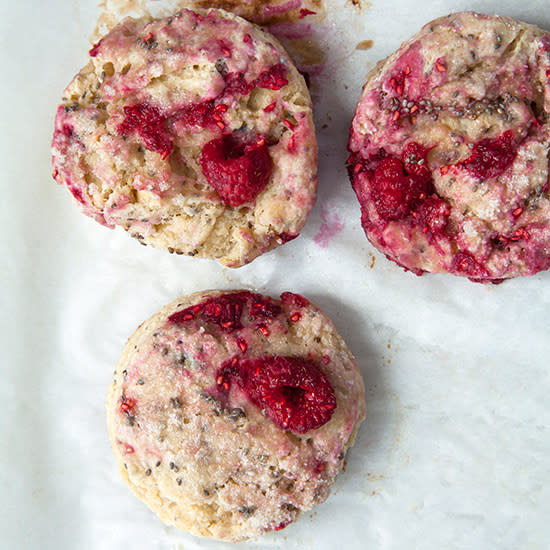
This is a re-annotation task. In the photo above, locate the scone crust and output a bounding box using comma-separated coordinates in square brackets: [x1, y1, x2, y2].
[106, 290, 365, 541]
[52, 8, 317, 267]
[348, 12, 550, 281]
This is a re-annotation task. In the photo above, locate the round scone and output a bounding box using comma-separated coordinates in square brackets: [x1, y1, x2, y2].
[348, 12, 550, 282]
[106, 290, 365, 541]
[52, 9, 317, 267]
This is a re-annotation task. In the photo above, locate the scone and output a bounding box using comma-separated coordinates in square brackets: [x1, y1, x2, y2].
[106, 290, 366, 541]
[52, 9, 317, 267]
[348, 12, 550, 282]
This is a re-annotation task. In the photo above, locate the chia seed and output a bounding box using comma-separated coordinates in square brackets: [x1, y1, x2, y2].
[239, 506, 256, 517]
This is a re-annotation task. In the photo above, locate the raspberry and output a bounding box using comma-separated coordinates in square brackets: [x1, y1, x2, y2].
[451, 251, 489, 278]
[222, 64, 288, 97]
[217, 356, 336, 433]
[278, 232, 298, 243]
[280, 292, 309, 308]
[372, 157, 432, 220]
[117, 103, 173, 159]
[198, 134, 272, 206]
[253, 64, 288, 90]
[223, 72, 252, 96]
[249, 297, 282, 319]
[167, 291, 281, 331]
[174, 100, 220, 129]
[413, 196, 450, 236]
[89, 39, 102, 57]
[401, 141, 430, 179]
[459, 130, 516, 179]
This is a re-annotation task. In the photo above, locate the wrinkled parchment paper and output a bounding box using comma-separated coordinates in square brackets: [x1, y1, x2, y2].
[2, 1, 549, 548]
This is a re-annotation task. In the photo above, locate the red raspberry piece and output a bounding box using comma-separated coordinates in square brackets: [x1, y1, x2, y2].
[280, 292, 309, 308]
[117, 103, 173, 159]
[278, 232, 298, 243]
[253, 64, 288, 90]
[249, 297, 281, 319]
[372, 157, 432, 220]
[174, 100, 218, 128]
[167, 291, 281, 331]
[218, 356, 336, 433]
[401, 141, 430, 179]
[89, 39, 102, 57]
[372, 157, 410, 219]
[224, 72, 252, 96]
[451, 251, 489, 278]
[458, 130, 516, 179]
[413, 196, 450, 236]
[199, 134, 272, 206]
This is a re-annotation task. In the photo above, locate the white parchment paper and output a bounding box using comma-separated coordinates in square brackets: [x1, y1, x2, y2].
[1, 1, 549, 549]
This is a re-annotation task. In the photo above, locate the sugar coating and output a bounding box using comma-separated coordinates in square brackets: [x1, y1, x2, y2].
[52, 9, 317, 267]
[106, 290, 366, 541]
[348, 12, 550, 282]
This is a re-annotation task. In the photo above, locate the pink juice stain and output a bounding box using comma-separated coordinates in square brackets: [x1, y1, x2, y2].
[313, 203, 345, 248]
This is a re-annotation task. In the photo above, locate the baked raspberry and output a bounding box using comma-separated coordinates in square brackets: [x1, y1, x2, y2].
[118, 103, 173, 159]
[413, 196, 451, 236]
[451, 251, 489, 278]
[401, 141, 430, 179]
[174, 100, 223, 129]
[167, 291, 282, 330]
[278, 232, 298, 243]
[199, 134, 272, 206]
[280, 292, 309, 308]
[223, 72, 252, 96]
[372, 157, 432, 220]
[218, 356, 337, 433]
[253, 64, 289, 90]
[458, 130, 517, 179]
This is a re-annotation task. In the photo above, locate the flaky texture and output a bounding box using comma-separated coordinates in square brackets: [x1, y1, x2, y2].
[106, 290, 365, 541]
[348, 12, 550, 281]
[52, 9, 317, 267]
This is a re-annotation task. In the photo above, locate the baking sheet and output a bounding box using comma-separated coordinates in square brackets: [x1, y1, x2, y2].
[1, 1, 550, 548]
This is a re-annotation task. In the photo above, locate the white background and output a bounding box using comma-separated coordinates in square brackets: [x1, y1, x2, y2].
[1, 1, 549, 549]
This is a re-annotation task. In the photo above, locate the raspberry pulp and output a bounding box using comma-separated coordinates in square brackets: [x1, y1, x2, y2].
[223, 64, 288, 96]
[217, 356, 336, 433]
[280, 292, 309, 308]
[199, 134, 272, 206]
[413, 196, 450, 236]
[168, 291, 282, 331]
[278, 232, 298, 243]
[458, 130, 516, 179]
[174, 100, 225, 129]
[118, 103, 173, 159]
[401, 141, 430, 179]
[372, 153, 432, 220]
[451, 251, 489, 278]
[253, 64, 289, 90]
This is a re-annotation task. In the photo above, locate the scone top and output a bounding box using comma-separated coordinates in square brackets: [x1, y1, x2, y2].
[348, 12, 550, 281]
[107, 290, 365, 541]
[52, 9, 317, 267]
